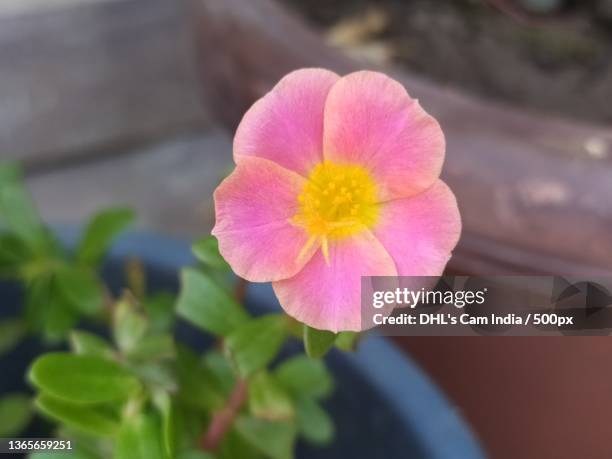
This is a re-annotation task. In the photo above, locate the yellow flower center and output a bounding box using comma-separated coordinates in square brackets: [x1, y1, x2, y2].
[291, 161, 379, 263]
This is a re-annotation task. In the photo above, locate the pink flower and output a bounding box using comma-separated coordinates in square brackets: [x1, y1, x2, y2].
[212, 69, 461, 332]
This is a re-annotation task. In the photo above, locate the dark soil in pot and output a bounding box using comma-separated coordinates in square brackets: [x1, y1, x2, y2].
[282, 0, 612, 123]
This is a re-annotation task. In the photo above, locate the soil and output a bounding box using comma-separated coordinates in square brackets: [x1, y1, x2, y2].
[281, 0, 612, 124]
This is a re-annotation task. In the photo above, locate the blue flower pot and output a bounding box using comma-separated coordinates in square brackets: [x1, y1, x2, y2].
[0, 231, 485, 459]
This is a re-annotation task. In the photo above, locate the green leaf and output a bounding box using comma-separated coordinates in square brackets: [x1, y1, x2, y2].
[303, 326, 336, 358]
[144, 292, 175, 332]
[77, 207, 134, 266]
[248, 372, 294, 421]
[29, 446, 100, 459]
[43, 301, 78, 342]
[23, 274, 50, 331]
[334, 331, 359, 352]
[0, 162, 52, 254]
[225, 315, 288, 378]
[114, 411, 167, 459]
[192, 236, 231, 271]
[0, 232, 30, 276]
[0, 393, 33, 436]
[178, 452, 216, 459]
[218, 429, 261, 459]
[56, 266, 104, 315]
[69, 331, 114, 358]
[127, 334, 175, 361]
[54, 428, 107, 458]
[176, 268, 248, 336]
[171, 403, 206, 454]
[0, 318, 26, 356]
[152, 391, 175, 458]
[175, 346, 225, 411]
[295, 397, 334, 445]
[275, 356, 333, 400]
[235, 416, 296, 459]
[203, 351, 236, 397]
[130, 362, 176, 392]
[25, 274, 78, 342]
[29, 353, 141, 403]
[35, 394, 119, 437]
[113, 298, 148, 353]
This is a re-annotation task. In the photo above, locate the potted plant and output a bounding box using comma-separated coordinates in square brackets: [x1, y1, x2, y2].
[0, 69, 484, 459]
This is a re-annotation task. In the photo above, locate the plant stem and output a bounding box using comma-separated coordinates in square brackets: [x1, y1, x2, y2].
[234, 277, 248, 304]
[200, 379, 248, 451]
[201, 272, 250, 450]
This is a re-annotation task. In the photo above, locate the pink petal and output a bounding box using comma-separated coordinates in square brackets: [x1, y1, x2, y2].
[212, 158, 317, 282]
[373, 180, 461, 276]
[273, 231, 397, 332]
[323, 71, 445, 200]
[234, 68, 340, 176]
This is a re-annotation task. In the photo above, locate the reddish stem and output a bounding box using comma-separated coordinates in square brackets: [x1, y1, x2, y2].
[234, 277, 248, 304]
[200, 379, 248, 451]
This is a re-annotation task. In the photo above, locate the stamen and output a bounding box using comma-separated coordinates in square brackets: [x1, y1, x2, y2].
[321, 236, 330, 266]
[292, 161, 379, 263]
[296, 235, 318, 264]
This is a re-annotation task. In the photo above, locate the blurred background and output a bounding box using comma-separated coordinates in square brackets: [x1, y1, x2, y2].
[1, 0, 612, 457]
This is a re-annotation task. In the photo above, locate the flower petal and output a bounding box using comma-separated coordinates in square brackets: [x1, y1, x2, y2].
[212, 158, 317, 282]
[373, 180, 461, 276]
[323, 71, 444, 200]
[234, 68, 340, 176]
[273, 231, 397, 332]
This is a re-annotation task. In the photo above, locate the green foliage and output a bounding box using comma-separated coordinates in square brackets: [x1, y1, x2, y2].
[0, 393, 33, 436]
[192, 236, 231, 272]
[152, 390, 176, 458]
[225, 315, 288, 378]
[115, 410, 167, 459]
[69, 331, 115, 358]
[303, 326, 336, 358]
[113, 297, 149, 354]
[130, 335, 176, 362]
[25, 274, 80, 342]
[234, 416, 296, 459]
[25, 287, 335, 458]
[0, 162, 134, 344]
[1, 160, 348, 459]
[29, 353, 141, 403]
[295, 397, 334, 445]
[248, 372, 294, 421]
[77, 208, 135, 267]
[29, 447, 100, 459]
[217, 429, 261, 459]
[274, 356, 335, 446]
[0, 318, 26, 356]
[0, 162, 56, 255]
[35, 394, 120, 437]
[175, 346, 226, 412]
[145, 292, 176, 332]
[176, 268, 248, 336]
[275, 356, 333, 400]
[334, 331, 359, 352]
[55, 266, 104, 316]
[0, 233, 30, 277]
[178, 451, 216, 459]
[203, 351, 236, 398]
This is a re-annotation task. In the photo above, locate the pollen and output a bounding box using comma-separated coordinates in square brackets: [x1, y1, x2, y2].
[292, 161, 379, 245]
